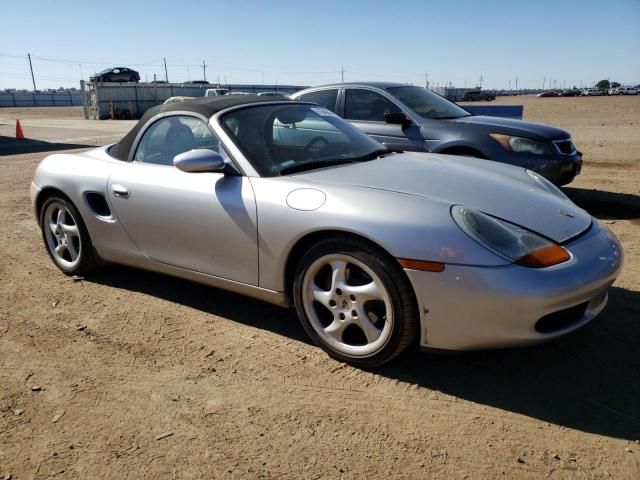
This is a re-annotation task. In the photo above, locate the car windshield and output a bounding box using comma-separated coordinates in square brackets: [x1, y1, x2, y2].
[221, 104, 388, 177]
[386, 86, 470, 120]
[99, 68, 112, 74]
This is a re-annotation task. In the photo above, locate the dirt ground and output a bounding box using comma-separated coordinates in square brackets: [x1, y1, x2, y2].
[1, 97, 639, 479]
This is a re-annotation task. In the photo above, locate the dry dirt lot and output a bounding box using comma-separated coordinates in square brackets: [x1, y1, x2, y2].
[1, 97, 639, 479]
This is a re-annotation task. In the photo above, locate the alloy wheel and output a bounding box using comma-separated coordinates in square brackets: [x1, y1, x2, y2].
[301, 253, 394, 358]
[43, 200, 82, 270]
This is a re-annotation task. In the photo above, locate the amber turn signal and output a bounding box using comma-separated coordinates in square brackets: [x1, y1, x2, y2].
[397, 258, 445, 272]
[517, 245, 570, 268]
[489, 133, 512, 150]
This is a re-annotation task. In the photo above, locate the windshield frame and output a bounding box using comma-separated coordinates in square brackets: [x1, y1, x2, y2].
[386, 85, 471, 120]
[215, 101, 387, 177]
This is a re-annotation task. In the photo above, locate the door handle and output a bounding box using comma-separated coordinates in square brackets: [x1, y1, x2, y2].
[111, 184, 129, 197]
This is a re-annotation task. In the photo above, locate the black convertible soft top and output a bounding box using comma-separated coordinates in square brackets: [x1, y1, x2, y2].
[109, 95, 291, 161]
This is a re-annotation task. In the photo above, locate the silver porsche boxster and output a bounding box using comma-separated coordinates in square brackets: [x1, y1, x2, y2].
[31, 96, 623, 367]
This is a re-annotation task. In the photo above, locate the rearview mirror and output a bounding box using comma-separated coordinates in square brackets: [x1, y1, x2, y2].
[384, 111, 412, 128]
[174, 149, 225, 173]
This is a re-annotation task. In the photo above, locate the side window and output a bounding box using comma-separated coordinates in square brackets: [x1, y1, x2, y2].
[298, 89, 339, 113]
[345, 89, 401, 122]
[134, 115, 225, 166]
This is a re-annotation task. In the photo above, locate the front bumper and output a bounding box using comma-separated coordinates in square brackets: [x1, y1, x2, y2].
[405, 220, 623, 350]
[30, 182, 41, 219]
[531, 151, 583, 186]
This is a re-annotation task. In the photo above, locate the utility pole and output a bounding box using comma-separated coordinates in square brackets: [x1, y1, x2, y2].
[27, 53, 37, 92]
[201, 60, 207, 81]
[509, 79, 511, 92]
[425, 72, 428, 89]
[543, 77, 546, 89]
[164, 58, 169, 83]
[479, 75, 484, 89]
[515, 77, 519, 93]
[341, 67, 344, 83]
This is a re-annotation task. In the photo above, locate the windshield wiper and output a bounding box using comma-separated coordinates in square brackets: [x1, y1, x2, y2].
[278, 149, 392, 175]
[437, 115, 470, 119]
[279, 159, 357, 175]
[348, 148, 393, 161]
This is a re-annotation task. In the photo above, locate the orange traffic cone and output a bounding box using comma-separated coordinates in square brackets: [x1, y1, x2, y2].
[16, 119, 25, 140]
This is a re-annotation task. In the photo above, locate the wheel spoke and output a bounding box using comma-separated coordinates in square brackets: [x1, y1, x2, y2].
[55, 244, 66, 258]
[324, 318, 348, 342]
[61, 223, 79, 237]
[67, 239, 79, 261]
[48, 220, 58, 236]
[329, 260, 348, 292]
[311, 283, 333, 309]
[56, 208, 65, 226]
[347, 281, 384, 303]
[354, 312, 382, 343]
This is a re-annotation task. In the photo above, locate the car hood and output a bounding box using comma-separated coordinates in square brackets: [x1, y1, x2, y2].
[449, 115, 570, 140]
[297, 152, 591, 243]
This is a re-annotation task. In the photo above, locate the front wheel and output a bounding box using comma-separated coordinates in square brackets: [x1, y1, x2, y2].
[40, 195, 97, 276]
[293, 237, 419, 367]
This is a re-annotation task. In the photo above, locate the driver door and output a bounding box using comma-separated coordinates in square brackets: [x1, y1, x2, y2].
[108, 114, 259, 285]
[343, 88, 423, 152]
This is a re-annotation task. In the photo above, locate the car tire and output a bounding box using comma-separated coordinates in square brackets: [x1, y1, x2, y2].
[293, 236, 419, 367]
[39, 195, 97, 277]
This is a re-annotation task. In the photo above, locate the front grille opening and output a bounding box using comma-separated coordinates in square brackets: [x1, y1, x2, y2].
[555, 140, 575, 155]
[535, 302, 588, 334]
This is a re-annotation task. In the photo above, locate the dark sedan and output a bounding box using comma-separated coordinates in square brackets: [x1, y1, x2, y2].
[90, 67, 140, 83]
[462, 90, 496, 101]
[292, 82, 583, 185]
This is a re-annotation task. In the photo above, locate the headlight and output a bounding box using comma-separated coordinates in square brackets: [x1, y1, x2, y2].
[489, 134, 551, 155]
[451, 205, 570, 268]
[526, 169, 569, 200]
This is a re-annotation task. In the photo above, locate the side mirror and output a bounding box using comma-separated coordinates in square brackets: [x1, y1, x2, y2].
[174, 149, 225, 173]
[384, 111, 413, 128]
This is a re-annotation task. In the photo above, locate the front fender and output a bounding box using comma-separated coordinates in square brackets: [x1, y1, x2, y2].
[250, 177, 509, 292]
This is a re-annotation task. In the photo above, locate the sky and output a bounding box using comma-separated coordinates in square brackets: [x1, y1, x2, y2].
[1, 0, 639, 91]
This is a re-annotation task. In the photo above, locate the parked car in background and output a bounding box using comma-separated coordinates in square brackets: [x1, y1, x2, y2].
[90, 67, 140, 83]
[537, 90, 560, 98]
[582, 89, 606, 96]
[291, 82, 583, 185]
[205, 88, 229, 97]
[608, 87, 620, 95]
[618, 86, 640, 95]
[462, 90, 496, 101]
[163, 96, 194, 104]
[560, 89, 581, 97]
[30, 96, 623, 367]
[258, 91, 290, 98]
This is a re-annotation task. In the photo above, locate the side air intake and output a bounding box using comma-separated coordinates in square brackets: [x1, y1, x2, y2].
[85, 192, 112, 217]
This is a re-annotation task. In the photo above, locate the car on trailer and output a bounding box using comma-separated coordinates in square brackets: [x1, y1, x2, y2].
[90, 67, 140, 83]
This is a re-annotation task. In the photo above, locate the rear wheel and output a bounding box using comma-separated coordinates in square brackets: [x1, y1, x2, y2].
[293, 237, 419, 367]
[40, 195, 97, 276]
